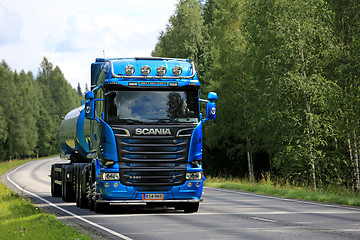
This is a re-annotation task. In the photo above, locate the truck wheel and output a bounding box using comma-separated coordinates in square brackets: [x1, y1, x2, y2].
[51, 164, 62, 197]
[180, 203, 199, 213]
[89, 196, 95, 211]
[62, 165, 75, 202]
[78, 165, 89, 208]
[88, 182, 95, 211]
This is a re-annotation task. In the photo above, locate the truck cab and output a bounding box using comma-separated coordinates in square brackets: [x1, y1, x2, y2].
[53, 57, 217, 213]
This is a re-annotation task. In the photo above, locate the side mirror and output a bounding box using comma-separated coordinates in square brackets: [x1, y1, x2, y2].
[85, 99, 96, 119]
[200, 92, 218, 121]
[206, 101, 216, 120]
[85, 91, 95, 100]
[85, 91, 96, 120]
[207, 92, 217, 120]
[208, 92, 218, 101]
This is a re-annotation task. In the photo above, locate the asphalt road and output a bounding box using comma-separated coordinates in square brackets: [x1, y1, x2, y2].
[3, 157, 360, 240]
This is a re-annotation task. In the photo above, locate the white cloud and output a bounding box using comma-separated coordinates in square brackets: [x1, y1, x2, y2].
[51, 12, 101, 52]
[0, 4, 22, 45]
[0, 0, 178, 91]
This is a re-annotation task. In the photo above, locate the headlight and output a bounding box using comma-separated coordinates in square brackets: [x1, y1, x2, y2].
[125, 65, 135, 76]
[172, 66, 182, 76]
[141, 65, 151, 76]
[186, 172, 203, 180]
[101, 172, 120, 181]
[157, 65, 167, 76]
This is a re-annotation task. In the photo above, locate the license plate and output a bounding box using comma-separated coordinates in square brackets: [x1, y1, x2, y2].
[142, 193, 164, 200]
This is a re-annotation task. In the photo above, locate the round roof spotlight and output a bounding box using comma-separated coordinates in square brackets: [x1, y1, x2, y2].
[140, 65, 151, 76]
[172, 66, 182, 76]
[125, 65, 135, 76]
[157, 65, 167, 76]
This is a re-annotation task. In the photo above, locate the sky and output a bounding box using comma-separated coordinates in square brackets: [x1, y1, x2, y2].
[0, 0, 178, 91]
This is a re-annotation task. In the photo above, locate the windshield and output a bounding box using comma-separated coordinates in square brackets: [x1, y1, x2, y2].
[105, 90, 199, 124]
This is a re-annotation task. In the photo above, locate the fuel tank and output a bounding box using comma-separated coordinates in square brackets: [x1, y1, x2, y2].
[59, 105, 91, 159]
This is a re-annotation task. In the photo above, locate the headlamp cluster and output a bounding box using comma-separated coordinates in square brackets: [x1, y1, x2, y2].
[186, 172, 203, 180]
[101, 172, 120, 181]
[124, 65, 183, 76]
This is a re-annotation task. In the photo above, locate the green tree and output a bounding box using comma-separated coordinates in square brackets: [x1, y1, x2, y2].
[146, 0, 360, 191]
[0, 58, 81, 161]
[0, 69, 38, 158]
[152, 0, 208, 77]
[0, 61, 13, 160]
[36, 57, 82, 155]
[77, 82, 82, 96]
[242, 0, 338, 188]
[326, 0, 360, 190]
[203, 0, 258, 180]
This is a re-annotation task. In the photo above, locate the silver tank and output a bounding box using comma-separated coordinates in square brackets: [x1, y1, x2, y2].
[59, 105, 91, 159]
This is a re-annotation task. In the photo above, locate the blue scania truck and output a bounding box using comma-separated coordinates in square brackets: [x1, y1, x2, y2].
[50, 57, 217, 213]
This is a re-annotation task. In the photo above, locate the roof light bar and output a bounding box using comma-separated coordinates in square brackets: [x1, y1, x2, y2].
[110, 61, 196, 79]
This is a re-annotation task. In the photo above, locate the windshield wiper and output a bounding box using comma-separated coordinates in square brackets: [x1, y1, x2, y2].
[148, 118, 181, 123]
[118, 119, 144, 124]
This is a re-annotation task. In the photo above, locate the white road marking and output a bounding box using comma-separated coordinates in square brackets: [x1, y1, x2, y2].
[205, 187, 360, 212]
[250, 216, 278, 223]
[6, 162, 134, 240]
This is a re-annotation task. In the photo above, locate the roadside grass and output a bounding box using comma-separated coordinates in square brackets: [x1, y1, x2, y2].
[204, 176, 360, 207]
[0, 158, 92, 240]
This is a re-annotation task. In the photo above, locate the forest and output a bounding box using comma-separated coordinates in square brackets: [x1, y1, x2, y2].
[152, 0, 360, 191]
[0, 58, 82, 161]
[1, 0, 359, 192]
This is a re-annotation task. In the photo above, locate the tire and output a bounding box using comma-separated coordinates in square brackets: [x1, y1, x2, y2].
[78, 165, 89, 208]
[88, 164, 96, 211]
[88, 186, 95, 211]
[88, 180, 95, 211]
[75, 164, 80, 206]
[51, 164, 62, 197]
[62, 165, 75, 202]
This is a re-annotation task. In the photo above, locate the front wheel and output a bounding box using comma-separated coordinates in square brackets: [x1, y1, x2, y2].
[78, 165, 89, 208]
[88, 182, 96, 211]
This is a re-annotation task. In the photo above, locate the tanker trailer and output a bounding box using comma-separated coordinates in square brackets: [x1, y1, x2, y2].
[50, 105, 91, 204]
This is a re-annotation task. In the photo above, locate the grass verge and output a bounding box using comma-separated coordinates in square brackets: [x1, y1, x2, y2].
[0, 158, 92, 240]
[204, 177, 360, 207]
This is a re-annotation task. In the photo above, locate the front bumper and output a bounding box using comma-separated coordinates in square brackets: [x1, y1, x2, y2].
[96, 180, 204, 203]
[97, 199, 203, 204]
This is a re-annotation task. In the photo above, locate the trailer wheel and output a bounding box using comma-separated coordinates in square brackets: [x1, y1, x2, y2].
[50, 164, 62, 197]
[75, 164, 80, 206]
[62, 165, 75, 202]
